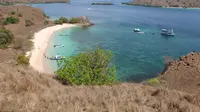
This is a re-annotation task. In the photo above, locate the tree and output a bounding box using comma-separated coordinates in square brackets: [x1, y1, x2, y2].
[68, 18, 80, 24]
[54, 20, 62, 24]
[56, 47, 117, 85]
[59, 17, 68, 23]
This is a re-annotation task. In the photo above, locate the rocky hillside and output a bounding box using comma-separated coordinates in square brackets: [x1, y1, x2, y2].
[159, 52, 200, 94]
[130, 0, 200, 8]
[0, 0, 69, 4]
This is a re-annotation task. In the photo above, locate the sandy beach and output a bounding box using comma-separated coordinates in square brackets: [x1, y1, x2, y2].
[29, 24, 76, 73]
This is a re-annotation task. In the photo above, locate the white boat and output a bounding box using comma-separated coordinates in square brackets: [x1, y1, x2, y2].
[161, 29, 175, 36]
[54, 44, 64, 48]
[49, 55, 64, 60]
[134, 28, 140, 32]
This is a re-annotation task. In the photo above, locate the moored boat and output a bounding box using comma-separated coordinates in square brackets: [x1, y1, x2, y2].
[161, 29, 175, 36]
[134, 28, 140, 32]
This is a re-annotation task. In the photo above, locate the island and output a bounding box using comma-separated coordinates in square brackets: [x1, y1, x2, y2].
[0, 0, 70, 5]
[91, 2, 113, 5]
[122, 0, 200, 8]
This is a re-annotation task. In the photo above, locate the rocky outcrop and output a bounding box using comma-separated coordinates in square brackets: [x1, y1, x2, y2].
[78, 16, 94, 27]
[159, 52, 200, 94]
[126, 0, 200, 8]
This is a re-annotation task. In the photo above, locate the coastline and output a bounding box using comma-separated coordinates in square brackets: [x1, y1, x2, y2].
[29, 24, 76, 74]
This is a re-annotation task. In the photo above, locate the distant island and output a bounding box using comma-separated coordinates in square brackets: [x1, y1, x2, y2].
[122, 0, 200, 8]
[0, 0, 70, 5]
[91, 2, 113, 5]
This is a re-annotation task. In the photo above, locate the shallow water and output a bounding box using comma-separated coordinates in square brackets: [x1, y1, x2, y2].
[32, 0, 200, 82]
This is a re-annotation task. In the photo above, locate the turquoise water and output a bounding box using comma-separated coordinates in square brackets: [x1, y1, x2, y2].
[32, 0, 200, 82]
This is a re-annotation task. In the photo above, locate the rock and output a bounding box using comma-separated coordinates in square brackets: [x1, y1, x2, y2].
[78, 16, 94, 27]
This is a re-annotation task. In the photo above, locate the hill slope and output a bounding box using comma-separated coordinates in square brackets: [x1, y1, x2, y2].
[0, 0, 69, 4]
[131, 0, 200, 8]
[0, 63, 200, 112]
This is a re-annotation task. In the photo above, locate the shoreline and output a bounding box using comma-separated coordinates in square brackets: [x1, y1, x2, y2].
[29, 24, 76, 74]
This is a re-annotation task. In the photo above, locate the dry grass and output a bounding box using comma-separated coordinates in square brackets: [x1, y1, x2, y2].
[0, 63, 200, 112]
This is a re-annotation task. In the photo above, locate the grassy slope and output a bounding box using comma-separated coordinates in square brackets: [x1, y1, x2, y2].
[0, 63, 200, 112]
[0, 5, 53, 63]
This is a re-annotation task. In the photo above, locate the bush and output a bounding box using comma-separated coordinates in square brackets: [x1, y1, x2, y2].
[68, 18, 81, 24]
[3, 16, 19, 25]
[59, 17, 68, 23]
[25, 20, 34, 27]
[147, 78, 160, 85]
[18, 13, 22, 17]
[9, 11, 16, 15]
[43, 12, 49, 19]
[54, 17, 68, 25]
[56, 47, 117, 85]
[54, 19, 62, 24]
[0, 28, 13, 48]
[17, 55, 30, 65]
[44, 20, 49, 25]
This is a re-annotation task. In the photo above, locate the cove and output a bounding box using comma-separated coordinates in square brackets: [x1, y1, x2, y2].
[32, 0, 200, 82]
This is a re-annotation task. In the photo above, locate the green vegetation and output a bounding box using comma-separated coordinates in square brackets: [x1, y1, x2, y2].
[0, 2, 13, 6]
[56, 47, 117, 85]
[59, 17, 68, 23]
[3, 16, 19, 25]
[91, 2, 113, 5]
[43, 12, 49, 19]
[54, 17, 68, 24]
[0, 28, 13, 49]
[18, 13, 22, 17]
[68, 18, 80, 24]
[17, 54, 30, 65]
[44, 20, 49, 25]
[147, 78, 160, 85]
[25, 20, 34, 27]
[121, 2, 162, 7]
[54, 19, 63, 24]
[9, 11, 16, 15]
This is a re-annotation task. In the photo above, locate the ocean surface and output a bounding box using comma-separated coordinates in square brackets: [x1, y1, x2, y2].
[32, 0, 200, 82]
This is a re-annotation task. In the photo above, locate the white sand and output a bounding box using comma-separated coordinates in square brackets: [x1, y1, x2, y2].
[29, 24, 76, 73]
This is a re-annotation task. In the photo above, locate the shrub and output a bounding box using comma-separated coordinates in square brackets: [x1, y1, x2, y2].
[17, 55, 30, 65]
[9, 11, 16, 15]
[13, 38, 24, 49]
[3, 16, 19, 25]
[44, 20, 49, 25]
[43, 12, 49, 19]
[25, 20, 34, 27]
[147, 78, 160, 85]
[54, 19, 62, 24]
[0, 28, 13, 48]
[18, 13, 22, 17]
[56, 47, 117, 85]
[68, 18, 80, 24]
[59, 17, 68, 23]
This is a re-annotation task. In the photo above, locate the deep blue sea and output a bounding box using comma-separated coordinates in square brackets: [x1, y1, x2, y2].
[32, 0, 200, 82]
